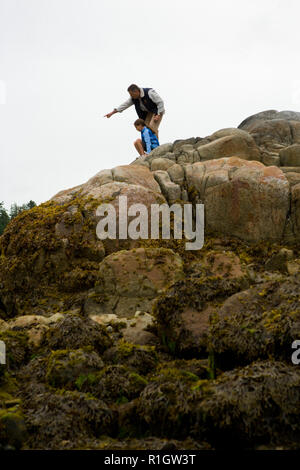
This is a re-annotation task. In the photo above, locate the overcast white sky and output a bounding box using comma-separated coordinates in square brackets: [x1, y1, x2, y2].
[1, 0, 300, 210]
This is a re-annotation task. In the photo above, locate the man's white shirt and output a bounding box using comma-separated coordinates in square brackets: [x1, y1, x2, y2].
[115, 87, 165, 115]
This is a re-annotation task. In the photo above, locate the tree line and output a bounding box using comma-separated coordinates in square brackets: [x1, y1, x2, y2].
[0, 200, 36, 235]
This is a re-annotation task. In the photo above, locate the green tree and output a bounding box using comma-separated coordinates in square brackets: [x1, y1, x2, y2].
[0, 200, 37, 235]
[9, 200, 36, 220]
[0, 202, 10, 235]
[26, 200, 36, 210]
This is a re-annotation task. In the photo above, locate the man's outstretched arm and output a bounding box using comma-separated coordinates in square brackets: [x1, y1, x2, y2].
[104, 109, 118, 118]
[104, 97, 134, 118]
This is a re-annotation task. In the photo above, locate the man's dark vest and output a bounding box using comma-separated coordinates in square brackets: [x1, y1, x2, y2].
[133, 88, 158, 119]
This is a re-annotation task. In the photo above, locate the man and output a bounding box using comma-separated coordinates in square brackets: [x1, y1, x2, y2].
[104, 84, 165, 137]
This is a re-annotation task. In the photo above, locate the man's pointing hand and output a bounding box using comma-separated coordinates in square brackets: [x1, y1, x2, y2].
[104, 109, 118, 118]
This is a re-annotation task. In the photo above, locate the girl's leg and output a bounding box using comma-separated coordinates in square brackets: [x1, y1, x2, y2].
[134, 138, 145, 156]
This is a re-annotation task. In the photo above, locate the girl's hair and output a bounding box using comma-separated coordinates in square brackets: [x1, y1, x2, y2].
[134, 118, 146, 127]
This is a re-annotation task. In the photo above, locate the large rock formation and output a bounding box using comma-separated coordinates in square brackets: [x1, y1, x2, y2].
[0, 110, 300, 450]
[238, 109, 300, 166]
[131, 116, 300, 243]
[185, 158, 289, 242]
